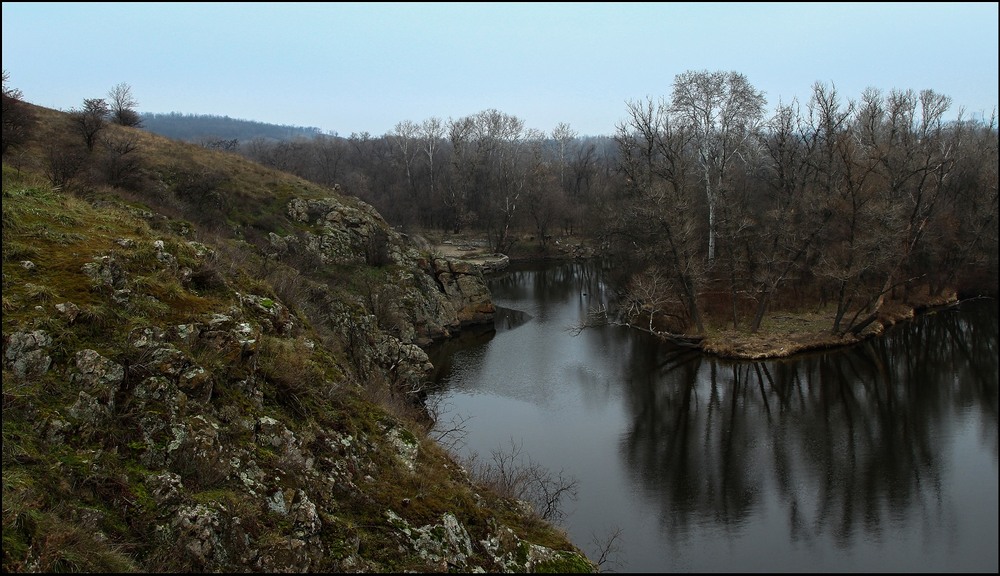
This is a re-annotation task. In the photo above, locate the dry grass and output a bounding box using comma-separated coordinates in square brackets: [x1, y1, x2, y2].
[0, 104, 600, 573]
[701, 288, 960, 360]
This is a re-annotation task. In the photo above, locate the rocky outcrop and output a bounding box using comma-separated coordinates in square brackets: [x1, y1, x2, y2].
[274, 196, 496, 344]
[3, 278, 590, 572]
[429, 257, 497, 328]
[2, 131, 592, 572]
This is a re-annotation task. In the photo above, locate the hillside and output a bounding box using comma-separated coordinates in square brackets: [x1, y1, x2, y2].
[138, 111, 324, 145]
[1, 103, 595, 572]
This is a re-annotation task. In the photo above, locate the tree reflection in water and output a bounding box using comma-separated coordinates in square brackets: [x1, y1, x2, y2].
[619, 299, 998, 551]
[428, 261, 997, 571]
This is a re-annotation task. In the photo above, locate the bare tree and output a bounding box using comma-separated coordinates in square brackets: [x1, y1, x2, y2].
[521, 132, 562, 246]
[930, 110, 999, 295]
[469, 109, 530, 253]
[197, 137, 240, 151]
[614, 96, 706, 334]
[523, 161, 563, 247]
[70, 98, 110, 151]
[813, 86, 892, 334]
[446, 115, 482, 233]
[834, 87, 959, 335]
[44, 139, 87, 189]
[563, 140, 598, 234]
[552, 121, 577, 191]
[391, 119, 420, 196]
[746, 92, 832, 332]
[2, 70, 36, 156]
[242, 136, 273, 166]
[107, 82, 142, 127]
[100, 132, 143, 188]
[621, 268, 688, 334]
[589, 526, 624, 571]
[420, 116, 446, 225]
[310, 133, 346, 187]
[425, 396, 471, 453]
[670, 70, 766, 261]
[464, 437, 579, 523]
[886, 90, 954, 281]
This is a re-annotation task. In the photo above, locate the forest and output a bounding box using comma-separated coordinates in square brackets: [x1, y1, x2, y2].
[139, 111, 323, 148]
[218, 71, 999, 339]
[8, 70, 999, 340]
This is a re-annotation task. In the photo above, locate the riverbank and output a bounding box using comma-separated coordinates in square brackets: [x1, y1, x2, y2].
[419, 232, 969, 361]
[418, 231, 594, 270]
[699, 290, 961, 360]
[424, 236, 511, 273]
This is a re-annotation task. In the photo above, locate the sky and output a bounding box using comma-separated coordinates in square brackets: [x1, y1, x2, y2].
[3, 2, 998, 138]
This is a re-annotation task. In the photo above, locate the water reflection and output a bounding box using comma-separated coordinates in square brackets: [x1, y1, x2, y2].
[428, 262, 998, 572]
[618, 298, 997, 568]
[427, 306, 532, 383]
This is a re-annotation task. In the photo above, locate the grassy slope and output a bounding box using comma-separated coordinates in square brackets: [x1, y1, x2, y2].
[2, 105, 593, 572]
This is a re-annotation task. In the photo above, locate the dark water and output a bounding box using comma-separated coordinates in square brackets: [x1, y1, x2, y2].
[426, 261, 999, 573]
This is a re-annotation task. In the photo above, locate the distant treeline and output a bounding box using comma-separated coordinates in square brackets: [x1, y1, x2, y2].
[32, 72, 987, 340]
[228, 74, 998, 339]
[140, 112, 323, 144]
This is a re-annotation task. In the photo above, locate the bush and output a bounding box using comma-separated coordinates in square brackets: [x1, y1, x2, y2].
[463, 437, 579, 523]
[1, 71, 36, 156]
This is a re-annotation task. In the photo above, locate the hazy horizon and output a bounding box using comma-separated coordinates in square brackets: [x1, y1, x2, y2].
[3, 2, 997, 138]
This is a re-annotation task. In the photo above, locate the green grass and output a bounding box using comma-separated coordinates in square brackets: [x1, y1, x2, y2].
[2, 103, 595, 572]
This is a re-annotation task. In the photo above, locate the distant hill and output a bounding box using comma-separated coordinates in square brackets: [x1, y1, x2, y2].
[140, 111, 324, 143]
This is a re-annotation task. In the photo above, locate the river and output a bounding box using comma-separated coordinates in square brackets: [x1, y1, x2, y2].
[425, 261, 998, 572]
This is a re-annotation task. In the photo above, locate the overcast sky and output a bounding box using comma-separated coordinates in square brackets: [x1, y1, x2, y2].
[3, 2, 997, 137]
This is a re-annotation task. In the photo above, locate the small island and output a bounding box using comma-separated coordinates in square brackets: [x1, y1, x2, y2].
[428, 232, 972, 361]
